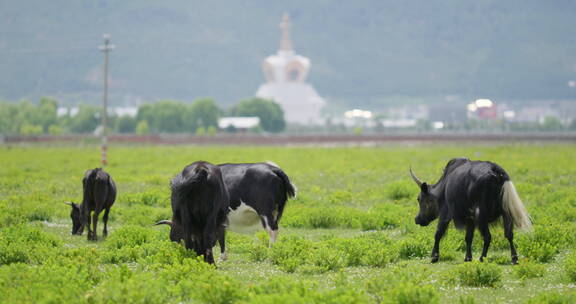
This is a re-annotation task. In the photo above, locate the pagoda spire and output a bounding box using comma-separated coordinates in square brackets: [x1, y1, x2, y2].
[279, 13, 293, 52]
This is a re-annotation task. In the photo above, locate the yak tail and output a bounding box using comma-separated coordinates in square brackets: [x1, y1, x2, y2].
[270, 167, 297, 199]
[502, 181, 532, 231]
[269, 166, 296, 222]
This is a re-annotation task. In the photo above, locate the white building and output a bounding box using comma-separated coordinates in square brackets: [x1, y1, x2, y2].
[255, 13, 326, 125]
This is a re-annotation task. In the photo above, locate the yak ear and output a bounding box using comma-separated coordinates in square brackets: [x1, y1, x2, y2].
[420, 182, 429, 194]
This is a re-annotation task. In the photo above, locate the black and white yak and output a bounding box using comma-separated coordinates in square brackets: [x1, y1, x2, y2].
[157, 161, 296, 261]
[410, 158, 532, 264]
[65, 168, 117, 241]
[160, 161, 229, 264]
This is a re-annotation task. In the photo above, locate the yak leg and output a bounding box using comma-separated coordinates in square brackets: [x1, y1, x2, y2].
[464, 220, 475, 262]
[202, 216, 217, 265]
[85, 210, 93, 241]
[478, 221, 491, 262]
[102, 207, 110, 237]
[217, 225, 227, 261]
[503, 215, 518, 265]
[90, 211, 99, 241]
[261, 211, 279, 246]
[431, 219, 450, 263]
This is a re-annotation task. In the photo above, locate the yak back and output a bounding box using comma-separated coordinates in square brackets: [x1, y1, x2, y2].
[218, 162, 294, 214]
[82, 168, 116, 212]
[439, 160, 510, 228]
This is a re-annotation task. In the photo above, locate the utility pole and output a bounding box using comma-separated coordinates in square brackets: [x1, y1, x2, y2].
[99, 34, 114, 166]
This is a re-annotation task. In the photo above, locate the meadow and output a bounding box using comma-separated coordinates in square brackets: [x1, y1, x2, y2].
[1, 143, 575, 303]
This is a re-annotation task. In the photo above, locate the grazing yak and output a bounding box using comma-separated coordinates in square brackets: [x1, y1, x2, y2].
[159, 161, 229, 264]
[410, 158, 532, 264]
[157, 161, 296, 261]
[65, 168, 116, 241]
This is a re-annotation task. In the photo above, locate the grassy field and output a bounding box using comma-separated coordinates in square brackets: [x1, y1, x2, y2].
[1, 143, 576, 303]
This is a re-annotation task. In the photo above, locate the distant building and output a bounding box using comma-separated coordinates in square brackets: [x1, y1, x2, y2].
[255, 13, 326, 125]
[56, 106, 138, 117]
[218, 117, 260, 131]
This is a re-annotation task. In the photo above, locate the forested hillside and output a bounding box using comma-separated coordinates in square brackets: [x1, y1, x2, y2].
[1, 0, 575, 107]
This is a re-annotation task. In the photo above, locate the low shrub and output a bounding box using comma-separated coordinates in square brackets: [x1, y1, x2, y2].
[0, 224, 61, 265]
[86, 265, 172, 304]
[248, 244, 269, 262]
[452, 262, 502, 287]
[0, 261, 102, 303]
[564, 251, 576, 282]
[269, 236, 311, 272]
[526, 291, 576, 304]
[105, 225, 159, 250]
[385, 181, 415, 201]
[519, 240, 557, 263]
[399, 236, 430, 259]
[513, 260, 546, 279]
[366, 263, 437, 304]
[310, 245, 345, 272]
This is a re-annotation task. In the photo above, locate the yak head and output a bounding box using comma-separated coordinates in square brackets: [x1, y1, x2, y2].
[409, 168, 439, 226]
[154, 220, 185, 243]
[64, 202, 84, 235]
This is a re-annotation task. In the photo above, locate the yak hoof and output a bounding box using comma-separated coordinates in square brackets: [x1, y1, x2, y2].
[479, 256, 485, 262]
[431, 256, 439, 263]
[464, 257, 472, 262]
[511, 256, 518, 265]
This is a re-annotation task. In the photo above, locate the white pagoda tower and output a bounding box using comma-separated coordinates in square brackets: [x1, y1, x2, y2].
[255, 13, 326, 124]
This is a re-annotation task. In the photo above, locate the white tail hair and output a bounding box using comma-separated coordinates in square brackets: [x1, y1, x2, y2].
[502, 181, 532, 231]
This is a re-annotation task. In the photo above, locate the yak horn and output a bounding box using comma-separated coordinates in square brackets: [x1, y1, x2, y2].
[154, 220, 173, 226]
[409, 167, 423, 187]
[63, 202, 74, 206]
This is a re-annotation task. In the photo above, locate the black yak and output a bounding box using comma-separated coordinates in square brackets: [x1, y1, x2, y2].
[65, 168, 116, 241]
[410, 158, 531, 264]
[159, 161, 229, 264]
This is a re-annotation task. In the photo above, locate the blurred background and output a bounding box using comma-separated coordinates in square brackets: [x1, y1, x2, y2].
[1, 0, 576, 138]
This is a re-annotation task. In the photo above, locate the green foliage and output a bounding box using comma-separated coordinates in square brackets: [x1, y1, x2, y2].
[564, 251, 576, 283]
[248, 243, 269, 262]
[189, 98, 220, 130]
[385, 181, 415, 200]
[231, 97, 285, 133]
[366, 263, 438, 304]
[135, 120, 149, 135]
[115, 115, 137, 133]
[514, 259, 546, 280]
[0, 224, 61, 265]
[137, 101, 187, 133]
[195, 126, 206, 135]
[68, 104, 99, 133]
[269, 236, 311, 272]
[452, 262, 502, 287]
[527, 291, 576, 304]
[0, 145, 575, 303]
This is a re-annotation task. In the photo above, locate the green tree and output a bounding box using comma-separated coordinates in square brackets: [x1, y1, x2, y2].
[188, 98, 220, 131]
[137, 101, 187, 133]
[540, 116, 563, 131]
[136, 120, 149, 135]
[0, 103, 19, 134]
[115, 116, 137, 133]
[68, 105, 99, 133]
[231, 98, 285, 133]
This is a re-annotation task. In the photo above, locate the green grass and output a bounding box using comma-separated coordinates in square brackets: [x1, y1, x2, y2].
[1, 143, 576, 303]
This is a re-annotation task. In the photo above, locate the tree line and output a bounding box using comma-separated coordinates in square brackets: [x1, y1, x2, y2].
[0, 97, 286, 136]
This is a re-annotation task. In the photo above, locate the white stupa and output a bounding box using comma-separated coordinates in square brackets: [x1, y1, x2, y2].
[255, 13, 326, 124]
